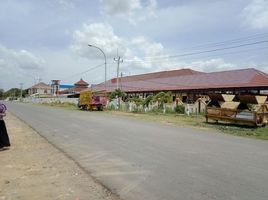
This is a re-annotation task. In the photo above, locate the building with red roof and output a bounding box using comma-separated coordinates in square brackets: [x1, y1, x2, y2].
[60, 78, 89, 95]
[92, 68, 268, 103]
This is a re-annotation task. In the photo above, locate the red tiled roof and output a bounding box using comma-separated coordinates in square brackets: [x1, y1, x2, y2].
[60, 79, 89, 94]
[74, 78, 89, 87]
[92, 68, 268, 93]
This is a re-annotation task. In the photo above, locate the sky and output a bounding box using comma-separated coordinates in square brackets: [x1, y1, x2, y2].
[0, 0, 268, 90]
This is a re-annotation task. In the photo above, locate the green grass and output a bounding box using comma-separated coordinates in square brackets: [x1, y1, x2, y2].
[104, 110, 268, 140]
[38, 102, 78, 110]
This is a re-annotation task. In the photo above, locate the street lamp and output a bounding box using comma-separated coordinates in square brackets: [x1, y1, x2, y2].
[88, 44, 107, 92]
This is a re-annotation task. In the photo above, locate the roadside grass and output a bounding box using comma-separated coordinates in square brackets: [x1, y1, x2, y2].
[104, 110, 268, 140]
[38, 102, 78, 110]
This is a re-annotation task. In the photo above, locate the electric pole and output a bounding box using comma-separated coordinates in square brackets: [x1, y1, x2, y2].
[114, 56, 123, 90]
[120, 72, 123, 90]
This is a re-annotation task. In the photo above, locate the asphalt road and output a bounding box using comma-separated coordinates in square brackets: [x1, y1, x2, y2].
[7, 102, 268, 200]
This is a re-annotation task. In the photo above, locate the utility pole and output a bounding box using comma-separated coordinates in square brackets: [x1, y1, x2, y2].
[19, 83, 24, 101]
[114, 56, 123, 90]
[36, 76, 42, 83]
[120, 72, 123, 90]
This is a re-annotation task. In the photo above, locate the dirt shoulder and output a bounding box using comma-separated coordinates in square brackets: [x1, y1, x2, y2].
[0, 112, 120, 200]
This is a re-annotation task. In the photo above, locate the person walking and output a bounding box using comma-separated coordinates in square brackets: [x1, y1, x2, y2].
[0, 101, 10, 151]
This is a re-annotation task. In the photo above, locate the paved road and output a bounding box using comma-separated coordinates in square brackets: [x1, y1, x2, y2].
[7, 102, 268, 200]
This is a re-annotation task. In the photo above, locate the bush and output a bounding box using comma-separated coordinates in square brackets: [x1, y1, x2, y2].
[107, 104, 115, 110]
[174, 105, 185, 114]
[165, 107, 175, 114]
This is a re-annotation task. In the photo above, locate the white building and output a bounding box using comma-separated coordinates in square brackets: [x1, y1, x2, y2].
[28, 82, 51, 97]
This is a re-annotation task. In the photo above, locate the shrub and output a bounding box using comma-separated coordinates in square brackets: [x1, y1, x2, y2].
[165, 107, 175, 114]
[174, 105, 185, 114]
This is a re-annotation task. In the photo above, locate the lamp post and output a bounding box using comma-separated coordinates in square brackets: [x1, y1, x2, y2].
[88, 44, 107, 92]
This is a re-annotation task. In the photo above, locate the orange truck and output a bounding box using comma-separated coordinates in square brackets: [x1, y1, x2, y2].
[78, 90, 107, 111]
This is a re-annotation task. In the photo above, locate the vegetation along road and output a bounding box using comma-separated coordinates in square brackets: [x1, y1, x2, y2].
[7, 102, 268, 200]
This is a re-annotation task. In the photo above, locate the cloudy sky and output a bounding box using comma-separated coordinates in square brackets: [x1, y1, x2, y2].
[0, 0, 268, 90]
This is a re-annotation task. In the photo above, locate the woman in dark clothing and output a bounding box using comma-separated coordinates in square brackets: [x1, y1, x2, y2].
[0, 102, 10, 150]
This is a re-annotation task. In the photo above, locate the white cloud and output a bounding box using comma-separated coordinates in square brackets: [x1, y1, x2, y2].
[100, 0, 157, 24]
[71, 23, 126, 59]
[242, 0, 268, 29]
[71, 22, 171, 75]
[70, 22, 241, 77]
[100, 0, 141, 16]
[0, 45, 45, 89]
[190, 58, 237, 72]
[0, 45, 44, 70]
[56, 0, 74, 9]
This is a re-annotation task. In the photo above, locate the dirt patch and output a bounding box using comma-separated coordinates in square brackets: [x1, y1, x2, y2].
[0, 113, 121, 200]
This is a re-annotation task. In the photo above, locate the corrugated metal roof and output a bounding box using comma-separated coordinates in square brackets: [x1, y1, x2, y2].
[92, 68, 268, 93]
[111, 68, 203, 83]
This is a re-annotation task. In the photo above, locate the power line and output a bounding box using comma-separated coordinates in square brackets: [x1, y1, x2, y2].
[180, 45, 268, 60]
[169, 40, 268, 58]
[124, 40, 268, 64]
[64, 33, 268, 84]
[99, 46, 268, 84]
[181, 32, 268, 51]
[62, 63, 104, 81]
[123, 45, 268, 66]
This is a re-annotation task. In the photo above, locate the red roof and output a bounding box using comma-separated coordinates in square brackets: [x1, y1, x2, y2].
[60, 78, 89, 94]
[110, 68, 203, 83]
[74, 78, 89, 87]
[92, 68, 268, 93]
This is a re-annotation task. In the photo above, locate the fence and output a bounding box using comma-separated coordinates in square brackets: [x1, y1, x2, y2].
[23, 97, 78, 105]
[106, 98, 206, 114]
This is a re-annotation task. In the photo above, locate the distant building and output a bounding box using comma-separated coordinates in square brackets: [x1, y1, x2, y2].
[28, 82, 51, 97]
[60, 78, 89, 96]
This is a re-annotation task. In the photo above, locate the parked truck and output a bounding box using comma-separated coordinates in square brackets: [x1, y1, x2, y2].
[78, 90, 107, 111]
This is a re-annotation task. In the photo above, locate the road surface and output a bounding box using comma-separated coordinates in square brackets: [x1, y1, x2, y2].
[7, 102, 268, 200]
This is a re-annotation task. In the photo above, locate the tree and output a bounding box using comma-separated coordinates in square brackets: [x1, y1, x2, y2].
[3, 88, 21, 99]
[108, 89, 126, 101]
[143, 95, 153, 108]
[153, 91, 172, 108]
[131, 97, 143, 107]
[0, 89, 4, 100]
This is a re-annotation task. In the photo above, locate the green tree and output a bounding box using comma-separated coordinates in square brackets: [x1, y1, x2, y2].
[108, 89, 126, 101]
[143, 95, 153, 108]
[3, 88, 21, 99]
[0, 89, 4, 100]
[153, 91, 172, 109]
[131, 97, 143, 107]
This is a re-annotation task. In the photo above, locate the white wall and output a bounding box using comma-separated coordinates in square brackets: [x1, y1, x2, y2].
[23, 97, 78, 105]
